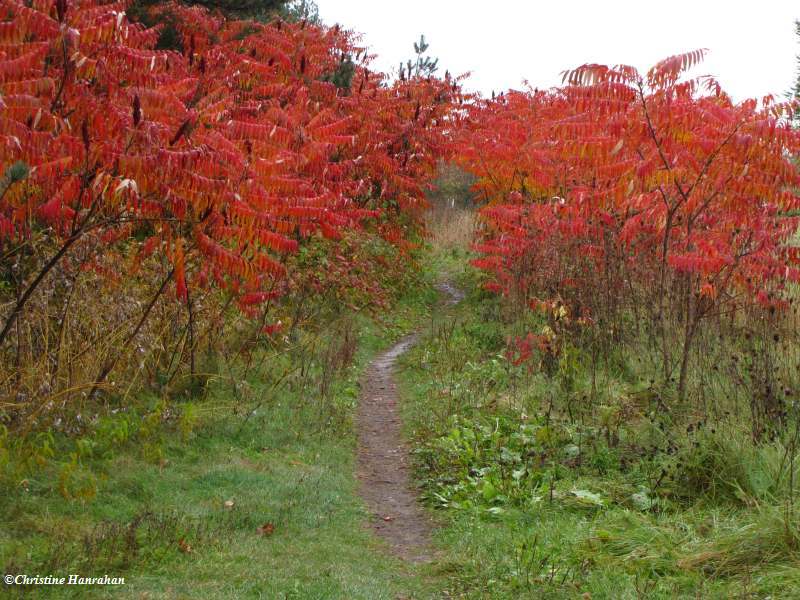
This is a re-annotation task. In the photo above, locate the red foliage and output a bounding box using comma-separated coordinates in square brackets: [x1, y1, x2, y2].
[456, 51, 800, 311]
[456, 52, 800, 395]
[0, 0, 461, 312]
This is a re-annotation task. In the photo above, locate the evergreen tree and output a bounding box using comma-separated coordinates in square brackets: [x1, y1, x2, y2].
[129, 0, 288, 23]
[793, 20, 800, 100]
[320, 54, 357, 92]
[281, 0, 321, 24]
[398, 34, 439, 80]
[127, 0, 288, 52]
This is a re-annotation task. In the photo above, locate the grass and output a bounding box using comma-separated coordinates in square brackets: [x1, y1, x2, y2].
[4, 205, 798, 599]
[397, 236, 800, 599]
[0, 282, 442, 599]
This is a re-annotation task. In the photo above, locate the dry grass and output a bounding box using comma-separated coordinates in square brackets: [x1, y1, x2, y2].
[426, 162, 478, 254]
[0, 239, 213, 433]
[427, 207, 476, 253]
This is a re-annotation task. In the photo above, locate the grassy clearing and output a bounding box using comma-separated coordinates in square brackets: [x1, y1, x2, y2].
[399, 233, 800, 599]
[1, 283, 442, 599]
[5, 203, 796, 599]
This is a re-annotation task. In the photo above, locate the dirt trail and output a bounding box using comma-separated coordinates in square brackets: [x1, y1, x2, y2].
[356, 282, 462, 562]
[435, 281, 465, 306]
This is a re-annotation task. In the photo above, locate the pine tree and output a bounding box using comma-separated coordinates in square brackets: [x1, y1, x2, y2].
[398, 35, 439, 80]
[793, 20, 800, 99]
[282, 0, 321, 24]
[129, 0, 288, 23]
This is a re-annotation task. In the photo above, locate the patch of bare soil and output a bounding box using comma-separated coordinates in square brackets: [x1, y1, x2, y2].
[356, 283, 461, 562]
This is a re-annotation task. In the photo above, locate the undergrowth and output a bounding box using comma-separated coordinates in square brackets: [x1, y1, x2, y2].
[401, 242, 800, 599]
[0, 249, 439, 599]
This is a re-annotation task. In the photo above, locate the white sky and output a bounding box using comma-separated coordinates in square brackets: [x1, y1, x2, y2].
[318, 1, 799, 101]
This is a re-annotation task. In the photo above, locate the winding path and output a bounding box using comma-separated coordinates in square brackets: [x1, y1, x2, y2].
[355, 282, 462, 562]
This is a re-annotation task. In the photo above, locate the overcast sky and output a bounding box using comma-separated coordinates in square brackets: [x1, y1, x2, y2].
[318, 1, 799, 102]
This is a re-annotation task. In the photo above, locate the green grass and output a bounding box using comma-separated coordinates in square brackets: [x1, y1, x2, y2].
[1, 283, 442, 599]
[5, 225, 800, 599]
[398, 252, 800, 599]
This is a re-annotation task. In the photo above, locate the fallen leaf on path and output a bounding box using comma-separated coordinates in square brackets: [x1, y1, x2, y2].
[257, 522, 275, 536]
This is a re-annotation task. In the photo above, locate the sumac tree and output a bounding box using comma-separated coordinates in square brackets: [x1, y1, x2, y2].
[456, 51, 800, 401]
[0, 0, 461, 419]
